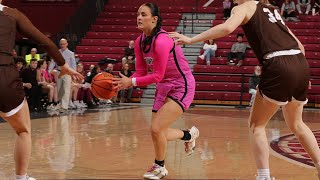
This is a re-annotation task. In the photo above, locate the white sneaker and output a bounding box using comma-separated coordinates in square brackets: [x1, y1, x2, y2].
[27, 176, 36, 180]
[256, 176, 275, 180]
[143, 164, 168, 179]
[184, 126, 200, 155]
[73, 100, 82, 109]
[68, 100, 76, 109]
[106, 99, 113, 104]
[14, 175, 36, 180]
[80, 100, 88, 108]
[198, 54, 205, 60]
[46, 104, 55, 110]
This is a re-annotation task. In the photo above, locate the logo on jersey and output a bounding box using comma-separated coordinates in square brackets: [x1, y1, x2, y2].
[270, 130, 320, 167]
[144, 57, 154, 71]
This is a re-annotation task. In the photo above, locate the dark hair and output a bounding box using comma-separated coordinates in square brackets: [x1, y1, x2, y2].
[91, 65, 100, 75]
[236, 33, 244, 38]
[141, 3, 162, 51]
[30, 58, 38, 62]
[37, 59, 46, 68]
[14, 56, 26, 65]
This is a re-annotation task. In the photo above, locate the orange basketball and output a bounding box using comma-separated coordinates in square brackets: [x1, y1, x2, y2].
[91, 72, 117, 100]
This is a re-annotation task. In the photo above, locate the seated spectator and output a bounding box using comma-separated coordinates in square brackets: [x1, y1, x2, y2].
[69, 80, 82, 109]
[15, 57, 31, 90]
[25, 48, 40, 65]
[104, 63, 118, 104]
[120, 63, 133, 103]
[12, 49, 17, 58]
[36, 59, 58, 110]
[86, 64, 95, 77]
[281, 0, 300, 21]
[296, 0, 311, 15]
[312, 0, 320, 15]
[227, 33, 250, 67]
[249, 66, 261, 106]
[75, 63, 94, 108]
[199, 39, 217, 66]
[122, 40, 135, 65]
[223, 0, 232, 19]
[14, 56, 26, 75]
[87, 65, 102, 105]
[21, 58, 42, 111]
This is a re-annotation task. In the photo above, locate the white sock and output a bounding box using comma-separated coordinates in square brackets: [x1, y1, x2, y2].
[15, 174, 27, 180]
[257, 169, 270, 179]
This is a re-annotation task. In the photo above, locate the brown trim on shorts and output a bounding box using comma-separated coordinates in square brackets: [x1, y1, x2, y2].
[167, 95, 185, 112]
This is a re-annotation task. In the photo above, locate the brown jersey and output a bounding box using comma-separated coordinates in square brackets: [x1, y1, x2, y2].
[0, 4, 65, 66]
[241, 2, 299, 64]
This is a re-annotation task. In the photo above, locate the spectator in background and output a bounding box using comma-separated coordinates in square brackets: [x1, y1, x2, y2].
[36, 59, 58, 110]
[14, 56, 26, 75]
[25, 48, 40, 65]
[281, 0, 300, 21]
[105, 63, 114, 75]
[312, 0, 320, 15]
[86, 64, 95, 77]
[21, 58, 42, 111]
[119, 63, 133, 103]
[227, 33, 250, 67]
[15, 57, 31, 91]
[122, 40, 135, 65]
[296, 0, 311, 15]
[49, 38, 76, 111]
[248, 66, 261, 106]
[104, 63, 117, 104]
[86, 65, 101, 84]
[75, 63, 92, 108]
[223, 0, 232, 19]
[12, 49, 17, 58]
[69, 79, 82, 109]
[86, 65, 101, 106]
[198, 39, 217, 66]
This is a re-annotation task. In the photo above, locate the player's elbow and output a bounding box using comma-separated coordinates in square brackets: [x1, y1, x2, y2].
[153, 73, 164, 83]
[223, 24, 234, 35]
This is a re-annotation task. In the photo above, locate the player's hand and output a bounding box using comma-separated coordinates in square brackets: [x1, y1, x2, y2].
[112, 72, 132, 90]
[168, 32, 192, 45]
[59, 63, 83, 81]
[23, 83, 32, 89]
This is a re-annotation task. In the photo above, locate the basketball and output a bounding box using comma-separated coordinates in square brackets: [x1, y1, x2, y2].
[91, 72, 117, 100]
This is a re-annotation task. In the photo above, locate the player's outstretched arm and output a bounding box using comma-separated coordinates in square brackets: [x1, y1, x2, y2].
[169, 5, 247, 45]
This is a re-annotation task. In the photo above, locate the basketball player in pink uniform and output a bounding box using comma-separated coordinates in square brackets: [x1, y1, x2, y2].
[113, 3, 199, 179]
[169, 0, 320, 179]
[0, 1, 83, 180]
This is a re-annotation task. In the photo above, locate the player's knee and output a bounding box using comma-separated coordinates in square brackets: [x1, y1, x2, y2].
[14, 124, 30, 135]
[151, 125, 162, 136]
[249, 121, 264, 134]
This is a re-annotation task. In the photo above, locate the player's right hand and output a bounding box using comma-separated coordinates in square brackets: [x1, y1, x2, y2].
[59, 63, 83, 81]
[168, 32, 192, 45]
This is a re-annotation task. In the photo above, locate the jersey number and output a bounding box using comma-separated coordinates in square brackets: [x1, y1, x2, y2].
[263, 8, 285, 25]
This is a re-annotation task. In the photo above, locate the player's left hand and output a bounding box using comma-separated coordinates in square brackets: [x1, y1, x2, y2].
[112, 72, 132, 90]
[168, 32, 192, 45]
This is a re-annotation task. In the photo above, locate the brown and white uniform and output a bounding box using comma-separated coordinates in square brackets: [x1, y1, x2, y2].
[242, 2, 310, 105]
[0, 4, 65, 116]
